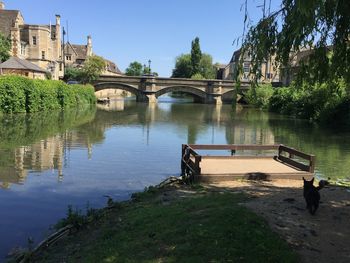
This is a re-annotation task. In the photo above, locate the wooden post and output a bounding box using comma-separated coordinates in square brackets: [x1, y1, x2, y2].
[309, 155, 316, 173]
[181, 144, 186, 175]
[194, 155, 201, 175]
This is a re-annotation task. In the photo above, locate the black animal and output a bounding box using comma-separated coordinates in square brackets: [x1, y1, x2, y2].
[302, 177, 328, 215]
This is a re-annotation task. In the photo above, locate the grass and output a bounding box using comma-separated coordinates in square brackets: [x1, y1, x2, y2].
[32, 185, 298, 263]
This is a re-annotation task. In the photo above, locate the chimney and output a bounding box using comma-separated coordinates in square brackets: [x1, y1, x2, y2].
[0, 2, 5, 10]
[55, 15, 61, 60]
[87, 35, 92, 56]
[55, 14, 61, 26]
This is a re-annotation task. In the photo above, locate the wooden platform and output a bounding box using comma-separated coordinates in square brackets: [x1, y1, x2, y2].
[181, 144, 315, 183]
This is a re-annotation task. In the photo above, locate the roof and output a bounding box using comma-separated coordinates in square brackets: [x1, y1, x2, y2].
[230, 49, 241, 64]
[0, 9, 21, 37]
[104, 58, 122, 74]
[0, 56, 47, 73]
[64, 42, 88, 60]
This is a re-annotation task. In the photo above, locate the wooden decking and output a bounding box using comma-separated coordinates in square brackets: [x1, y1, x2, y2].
[181, 144, 315, 182]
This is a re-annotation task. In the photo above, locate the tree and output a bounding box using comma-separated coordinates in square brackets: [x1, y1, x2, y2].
[172, 54, 192, 78]
[191, 37, 202, 76]
[80, 55, 106, 84]
[0, 32, 11, 63]
[125, 61, 143, 76]
[172, 53, 216, 79]
[64, 66, 84, 81]
[199, 54, 216, 79]
[240, 0, 350, 85]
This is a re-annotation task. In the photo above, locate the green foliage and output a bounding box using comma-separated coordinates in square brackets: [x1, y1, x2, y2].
[0, 76, 96, 114]
[172, 54, 192, 78]
[0, 32, 11, 63]
[191, 37, 202, 75]
[125, 61, 143, 76]
[172, 53, 216, 79]
[80, 55, 106, 84]
[241, 0, 350, 84]
[199, 53, 216, 79]
[191, 73, 205, 80]
[268, 79, 347, 122]
[246, 84, 274, 109]
[63, 66, 84, 81]
[0, 76, 26, 113]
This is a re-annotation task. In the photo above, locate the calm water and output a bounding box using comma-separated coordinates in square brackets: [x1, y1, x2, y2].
[1, 97, 350, 259]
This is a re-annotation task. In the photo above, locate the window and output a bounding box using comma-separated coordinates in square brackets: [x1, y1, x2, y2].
[66, 55, 72, 61]
[243, 62, 250, 73]
[42, 51, 45, 60]
[32, 36, 37, 45]
[21, 43, 26, 56]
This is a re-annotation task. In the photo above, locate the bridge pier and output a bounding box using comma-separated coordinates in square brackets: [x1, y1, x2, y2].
[205, 94, 223, 105]
[146, 94, 157, 103]
[136, 93, 157, 103]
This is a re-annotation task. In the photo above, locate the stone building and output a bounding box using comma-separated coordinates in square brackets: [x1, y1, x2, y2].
[222, 48, 280, 84]
[0, 1, 64, 79]
[64, 35, 123, 76]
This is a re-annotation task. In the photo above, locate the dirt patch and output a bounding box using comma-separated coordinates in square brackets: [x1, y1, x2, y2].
[208, 179, 350, 263]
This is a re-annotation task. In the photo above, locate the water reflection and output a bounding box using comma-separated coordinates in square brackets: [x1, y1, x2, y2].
[0, 107, 97, 188]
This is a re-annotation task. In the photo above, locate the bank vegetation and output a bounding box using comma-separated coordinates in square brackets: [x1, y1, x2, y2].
[0, 75, 96, 114]
[245, 79, 350, 126]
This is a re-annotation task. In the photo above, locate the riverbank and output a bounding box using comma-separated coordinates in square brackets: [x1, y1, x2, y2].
[15, 178, 350, 263]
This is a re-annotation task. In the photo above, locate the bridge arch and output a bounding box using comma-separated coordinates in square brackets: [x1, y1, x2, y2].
[155, 85, 207, 101]
[94, 82, 144, 98]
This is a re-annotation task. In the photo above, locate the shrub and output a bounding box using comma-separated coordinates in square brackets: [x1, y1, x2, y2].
[268, 79, 348, 122]
[0, 76, 96, 113]
[245, 84, 274, 109]
[0, 75, 26, 113]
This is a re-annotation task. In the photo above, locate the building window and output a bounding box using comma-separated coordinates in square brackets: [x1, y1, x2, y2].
[42, 51, 45, 60]
[32, 36, 37, 46]
[21, 43, 26, 56]
[59, 63, 62, 71]
[243, 62, 250, 73]
[66, 55, 72, 61]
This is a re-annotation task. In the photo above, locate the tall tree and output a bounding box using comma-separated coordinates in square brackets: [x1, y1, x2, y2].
[125, 61, 143, 76]
[0, 32, 11, 63]
[191, 37, 202, 76]
[241, 0, 350, 85]
[172, 54, 192, 78]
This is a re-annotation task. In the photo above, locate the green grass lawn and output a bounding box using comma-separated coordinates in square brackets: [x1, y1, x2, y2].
[33, 186, 298, 263]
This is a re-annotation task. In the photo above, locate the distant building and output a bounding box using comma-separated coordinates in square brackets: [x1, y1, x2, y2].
[0, 56, 48, 79]
[64, 35, 123, 76]
[214, 64, 226, 79]
[222, 48, 280, 84]
[0, 1, 64, 79]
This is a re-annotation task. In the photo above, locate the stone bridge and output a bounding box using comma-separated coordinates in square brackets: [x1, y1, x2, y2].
[94, 75, 250, 104]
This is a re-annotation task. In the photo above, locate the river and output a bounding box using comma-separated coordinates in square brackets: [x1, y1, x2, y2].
[0, 96, 349, 259]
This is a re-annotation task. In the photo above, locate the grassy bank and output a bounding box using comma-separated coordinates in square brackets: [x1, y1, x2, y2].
[29, 184, 298, 263]
[245, 80, 350, 125]
[0, 76, 96, 113]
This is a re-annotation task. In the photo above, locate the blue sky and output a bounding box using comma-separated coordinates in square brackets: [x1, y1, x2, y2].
[5, 0, 280, 77]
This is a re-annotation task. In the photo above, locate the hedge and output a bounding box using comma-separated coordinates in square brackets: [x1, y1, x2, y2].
[0, 76, 96, 113]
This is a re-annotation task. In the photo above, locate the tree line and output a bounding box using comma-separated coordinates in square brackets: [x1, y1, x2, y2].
[125, 37, 219, 79]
